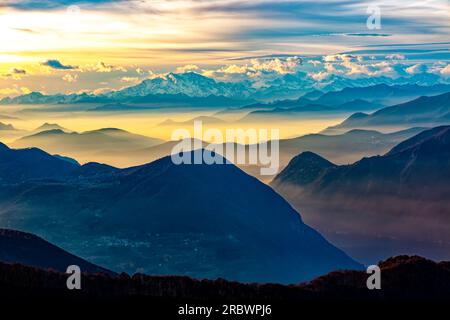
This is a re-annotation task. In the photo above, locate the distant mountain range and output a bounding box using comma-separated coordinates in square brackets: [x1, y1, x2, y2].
[313, 83, 450, 106]
[10, 127, 164, 167]
[0, 73, 254, 106]
[220, 84, 450, 120]
[1, 73, 449, 107]
[240, 99, 383, 121]
[0, 146, 361, 283]
[271, 126, 450, 264]
[0, 91, 252, 108]
[110, 72, 253, 100]
[325, 92, 450, 133]
[0, 229, 113, 275]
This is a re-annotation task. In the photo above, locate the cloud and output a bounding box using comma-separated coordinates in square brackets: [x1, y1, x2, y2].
[386, 54, 406, 60]
[175, 64, 200, 73]
[120, 77, 140, 83]
[42, 59, 77, 70]
[81, 61, 127, 73]
[92, 87, 112, 95]
[0, 85, 31, 96]
[215, 57, 302, 76]
[308, 71, 328, 81]
[439, 64, 450, 75]
[1, 68, 27, 78]
[344, 33, 391, 37]
[62, 74, 78, 82]
[406, 64, 429, 74]
[10, 68, 27, 75]
[12, 27, 37, 33]
[200, 57, 303, 85]
[5, 0, 122, 10]
[252, 57, 302, 74]
[308, 60, 322, 66]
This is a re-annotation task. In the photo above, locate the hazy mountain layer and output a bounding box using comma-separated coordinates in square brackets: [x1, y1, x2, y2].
[325, 92, 450, 133]
[7, 123, 425, 177]
[271, 126, 450, 263]
[10, 128, 164, 167]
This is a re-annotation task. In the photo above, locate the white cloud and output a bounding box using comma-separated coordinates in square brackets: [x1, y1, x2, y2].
[0, 85, 31, 96]
[82, 62, 127, 73]
[309, 71, 328, 81]
[308, 60, 322, 66]
[440, 64, 450, 75]
[121, 76, 140, 83]
[386, 54, 405, 60]
[62, 73, 78, 82]
[175, 64, 201, 73]
[406, 64, 428, 74]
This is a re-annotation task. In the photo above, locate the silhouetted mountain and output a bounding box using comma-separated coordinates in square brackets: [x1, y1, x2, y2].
[271, 126, 450, 264]
[52, 154, 80, 166]
[258, 127, 426, 180]
[0, 142, 79, 183]
[0, 229, 113, 275]
[326, 92, 450, 132]
[0, 149, 361, 284]
[276, 127, 449, 193]
[71, 162, 120, 178]
[272, 152, 337, 187]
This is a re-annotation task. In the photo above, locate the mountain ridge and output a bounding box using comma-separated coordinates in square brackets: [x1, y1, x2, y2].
[271, 126, 450, 263]
[0, 228, 114, 275]
[2, 75, 449, 106]
[0, 147, 361, 283]
[325, 92, 450, 132]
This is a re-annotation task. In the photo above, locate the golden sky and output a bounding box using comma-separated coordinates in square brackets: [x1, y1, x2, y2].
[0, 0, 449, 97]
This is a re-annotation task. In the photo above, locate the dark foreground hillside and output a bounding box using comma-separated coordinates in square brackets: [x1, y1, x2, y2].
[1, 255, 449, 302]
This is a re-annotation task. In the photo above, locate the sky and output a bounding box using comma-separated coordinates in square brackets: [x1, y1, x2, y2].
[0, 0, 449, 97]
